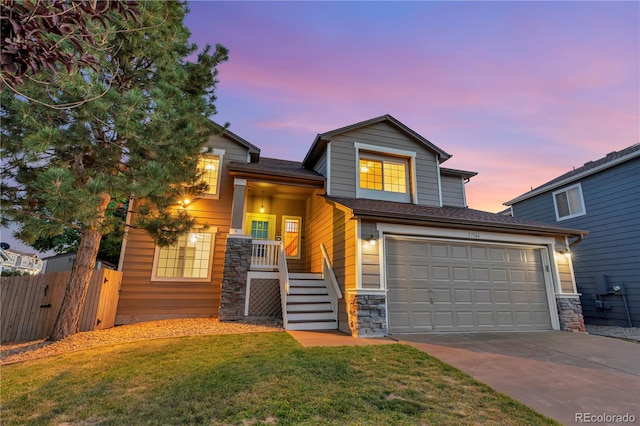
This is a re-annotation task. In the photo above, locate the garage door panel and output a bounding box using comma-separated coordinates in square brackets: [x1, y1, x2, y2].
[431, 266, 450, 281]
[456, 311, 474, 326]
[387, 238, 553, 333]
[453, 267, 470, 281]
[472, 268, 490, 282]
[430, 244, 449, 258]
[492, 269, 509, 282]
[474, 289, 492, 303]
[509, 269, 527, 284]
[512, 290, 531, 303]
[494, 290, 511, 303]
[451, 245, 468, 259]
[471, 247, 487, 260]
[477, 311, 495, 325]
[454, 289, 472, 303]
[432, 288, 452, 303]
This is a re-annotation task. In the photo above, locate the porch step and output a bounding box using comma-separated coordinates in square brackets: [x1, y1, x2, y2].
[287, 319, 338, 331]
[289, 272, 322, 280]
[289, 279, 325, 287]
[285, 273, 337, 331]
[287, 302, 332, 312]
[287, 294, 330, 304]
[287, 311, 335, 321]
[289, 286, 327, 295]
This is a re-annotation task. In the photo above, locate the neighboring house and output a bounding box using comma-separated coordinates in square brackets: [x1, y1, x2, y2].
[117, 115, 588, 337]
[0, 248, 44, 275]
[43, 253, 116, 274]
[504, 143, 640, 328]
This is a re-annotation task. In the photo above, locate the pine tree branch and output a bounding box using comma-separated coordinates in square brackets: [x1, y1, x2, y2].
[15, 210, 83, 231]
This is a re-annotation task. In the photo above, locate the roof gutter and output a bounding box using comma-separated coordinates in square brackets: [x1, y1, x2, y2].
[351, 210, 587, 239]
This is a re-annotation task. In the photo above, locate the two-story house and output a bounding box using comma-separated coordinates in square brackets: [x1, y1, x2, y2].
[0, 248, 44, 275]
[116, 115, 587, 336]
[504, 143, 639, 328]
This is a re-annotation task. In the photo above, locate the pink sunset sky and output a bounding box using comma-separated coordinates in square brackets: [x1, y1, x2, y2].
[185, 0, 639, 213]
[1, 1, 638, 255]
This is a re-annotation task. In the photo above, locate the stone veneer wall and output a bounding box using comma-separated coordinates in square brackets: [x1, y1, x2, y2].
[219, 236, 252, 321]
[556, 296, 586, 332]
[348, 293, 387, 337]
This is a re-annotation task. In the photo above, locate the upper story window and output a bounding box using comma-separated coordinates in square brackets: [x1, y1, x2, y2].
[198, 149, 225, 198]
[152, 228, 217, 281]
[553, 183, 586, 221]
[359, 157, 408, 193]
[355, 142, 416, 203]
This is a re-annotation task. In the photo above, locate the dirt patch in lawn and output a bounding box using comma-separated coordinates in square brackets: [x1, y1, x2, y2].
[1, 318, 283, 364]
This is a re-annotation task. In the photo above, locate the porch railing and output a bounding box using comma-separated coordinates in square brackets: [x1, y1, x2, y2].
[278, 241, 290, 329]
[320, 243, 343, 314]
[250, 240, 281, 270]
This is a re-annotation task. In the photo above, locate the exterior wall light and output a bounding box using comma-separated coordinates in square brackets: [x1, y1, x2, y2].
[367, 235, 377, 246]
[178, 198, 191, 208]
[558, 248, 571, 258]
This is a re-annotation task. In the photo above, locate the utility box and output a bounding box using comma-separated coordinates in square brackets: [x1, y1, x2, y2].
[594, 275, 608, 295]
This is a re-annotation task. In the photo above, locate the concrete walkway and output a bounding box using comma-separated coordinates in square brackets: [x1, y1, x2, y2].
[393, 331, 640, 426]
[287, 330, 639, 425]
[287, 330, 395, 347]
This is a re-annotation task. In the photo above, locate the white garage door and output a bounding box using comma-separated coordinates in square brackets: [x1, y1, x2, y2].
[386, 237, 552, 333]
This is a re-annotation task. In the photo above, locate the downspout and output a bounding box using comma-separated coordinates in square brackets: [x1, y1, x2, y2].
[569, 234, 584, 250]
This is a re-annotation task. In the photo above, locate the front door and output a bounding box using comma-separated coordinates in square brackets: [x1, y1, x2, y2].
[245, 213, 276, 240]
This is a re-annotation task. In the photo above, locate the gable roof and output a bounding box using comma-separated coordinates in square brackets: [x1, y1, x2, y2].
[505, 143, 640, 205]
[302, 114, 452, 168]
[227, 157, 325, 185]
[211, 121, 261, 162]
[325, 196, 587, 238]
[440, 167, 478, 180]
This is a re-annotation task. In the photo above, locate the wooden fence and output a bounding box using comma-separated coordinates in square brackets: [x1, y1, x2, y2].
[0, 269, 122, 343]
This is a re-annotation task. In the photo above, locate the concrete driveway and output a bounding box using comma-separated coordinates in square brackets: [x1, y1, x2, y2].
[393, 331, 639, 425]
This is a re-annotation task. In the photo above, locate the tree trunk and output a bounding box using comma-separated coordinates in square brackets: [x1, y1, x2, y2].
[50, 195, 110, 341]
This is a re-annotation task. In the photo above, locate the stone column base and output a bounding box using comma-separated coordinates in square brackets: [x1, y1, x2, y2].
[347, 292, 387, 338]
[556, 295, 586, 332]
[219, 236, 252, 321]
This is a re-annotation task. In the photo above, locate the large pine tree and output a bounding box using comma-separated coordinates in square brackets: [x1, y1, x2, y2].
[1, 1, 228, 341]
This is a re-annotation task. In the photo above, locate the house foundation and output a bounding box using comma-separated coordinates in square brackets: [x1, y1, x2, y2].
[556, 295, 586, 332]
[219, 235, 252, 320]
[347, 293, 387, 338]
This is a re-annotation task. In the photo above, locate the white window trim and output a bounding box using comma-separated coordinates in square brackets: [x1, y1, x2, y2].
[200, 148, 225, 200]
[151, 227, 217, 282]
[354, 142, 418, 204]
[552, 183, 586, 221]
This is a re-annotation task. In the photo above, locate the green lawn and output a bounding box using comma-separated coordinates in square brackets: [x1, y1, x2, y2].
[1, 332, 557, 425]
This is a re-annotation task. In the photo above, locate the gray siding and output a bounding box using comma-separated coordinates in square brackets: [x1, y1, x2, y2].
[441, 175, 466, 207]
[327, 122, 441, 206]
[313, 151, 327, 176]
[360, 221, 381, 289]
[512, 158, 640, 326]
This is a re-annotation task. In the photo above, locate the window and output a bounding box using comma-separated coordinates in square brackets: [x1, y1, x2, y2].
[152, 229, 216, 281]
[357, 150, 412, 203]
[198, 149, 224, 198]
[282, 216, 302, 258]
[553, 184, 586, 221]
[251, 220, 269, 240]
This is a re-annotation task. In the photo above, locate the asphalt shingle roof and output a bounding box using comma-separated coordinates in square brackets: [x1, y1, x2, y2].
[227, 157, 325, 182]
[506, 143, 640, 205]
[325, 196, 587, 237]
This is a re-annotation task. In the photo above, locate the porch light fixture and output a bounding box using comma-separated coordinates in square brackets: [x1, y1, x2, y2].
[259, 191, 265, 214]
[367, 234, 377, 246]
[558, 248, 571, 258]
[178, 198, 191, 208]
